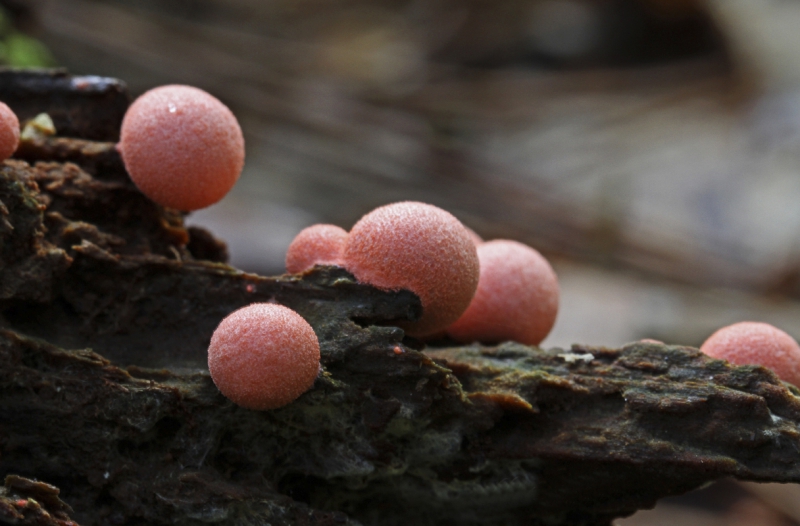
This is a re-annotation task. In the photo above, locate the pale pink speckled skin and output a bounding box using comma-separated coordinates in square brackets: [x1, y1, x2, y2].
[286, 224, 348, 274]
[464, 227, 483, 246]
[207, 303, 320, 410]
[700, 321, 800, 387]
[0, 102, 19, 161]
[119, 85, 244, 211]
[343, 202, 480, 337]
[446, 240, 559, 346]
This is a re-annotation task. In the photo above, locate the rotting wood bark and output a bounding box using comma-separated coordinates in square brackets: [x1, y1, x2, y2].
[1, 70, 800, 526]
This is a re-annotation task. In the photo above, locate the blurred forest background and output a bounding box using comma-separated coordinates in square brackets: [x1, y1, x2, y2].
[6, 0, 800, 523]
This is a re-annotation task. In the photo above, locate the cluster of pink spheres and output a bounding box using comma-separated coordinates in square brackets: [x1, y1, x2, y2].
[0, 83, 794, 410]
[287, 203, 560, 344]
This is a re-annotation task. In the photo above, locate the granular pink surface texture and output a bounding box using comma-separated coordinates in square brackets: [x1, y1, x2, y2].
[207, 303, 320, 410]
[700, 321, 800, 387]
[446, 240, 559, 346]
[464, 227, 483, 246]
[286, 224, 348, 274]
[119, 85, 244, 211]
[0, 102, 19, 162]
[343, 202, 480, 337]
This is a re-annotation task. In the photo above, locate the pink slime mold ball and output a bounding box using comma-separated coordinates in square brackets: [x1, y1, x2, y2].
[119, 85, 244, 211]
[208, 303, 320, 410]
[286, 224, 348, 274]
[0, 102, 19, 161]
[343, 201, 480, 337]
[700, 321, 800, 387]
[446, 240, 559, 346]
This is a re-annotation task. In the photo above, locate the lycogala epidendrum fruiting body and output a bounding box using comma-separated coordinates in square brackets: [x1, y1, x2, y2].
[207, 303, 320, 410]
[286, 224, 348, 274]
[118, 85, 244, 211]
[700, 321, 800, 388]
[446, 239, 559, 346]
[0, 102, 19, 162]
[343, 201, 480, 337]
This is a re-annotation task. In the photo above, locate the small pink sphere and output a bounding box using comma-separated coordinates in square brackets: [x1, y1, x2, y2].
[119, 85, 245, 211]
[343, 202, 480, 337]
[208, 303, 320, 410]
[286, 224, 348, 274]
[700, 321, 800, 387]
[0, 102, 19, 161]
[446, 240, 559, 346]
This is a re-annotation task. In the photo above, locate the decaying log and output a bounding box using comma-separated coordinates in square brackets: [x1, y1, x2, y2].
[0, 69, 129, 141]
[2, 70, 800, 526]
[0, 475, 76, 526]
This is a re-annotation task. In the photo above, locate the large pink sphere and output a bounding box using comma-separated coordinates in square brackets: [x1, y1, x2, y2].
[700, 321, 800, 387]
[343, 202, 480, 337]
[208, 303, 320, 410]
[446, 240, 559, 346]
[0, 102, 19, 161]
[119, 85, 244, 211]
[286, 224, 348, 274]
